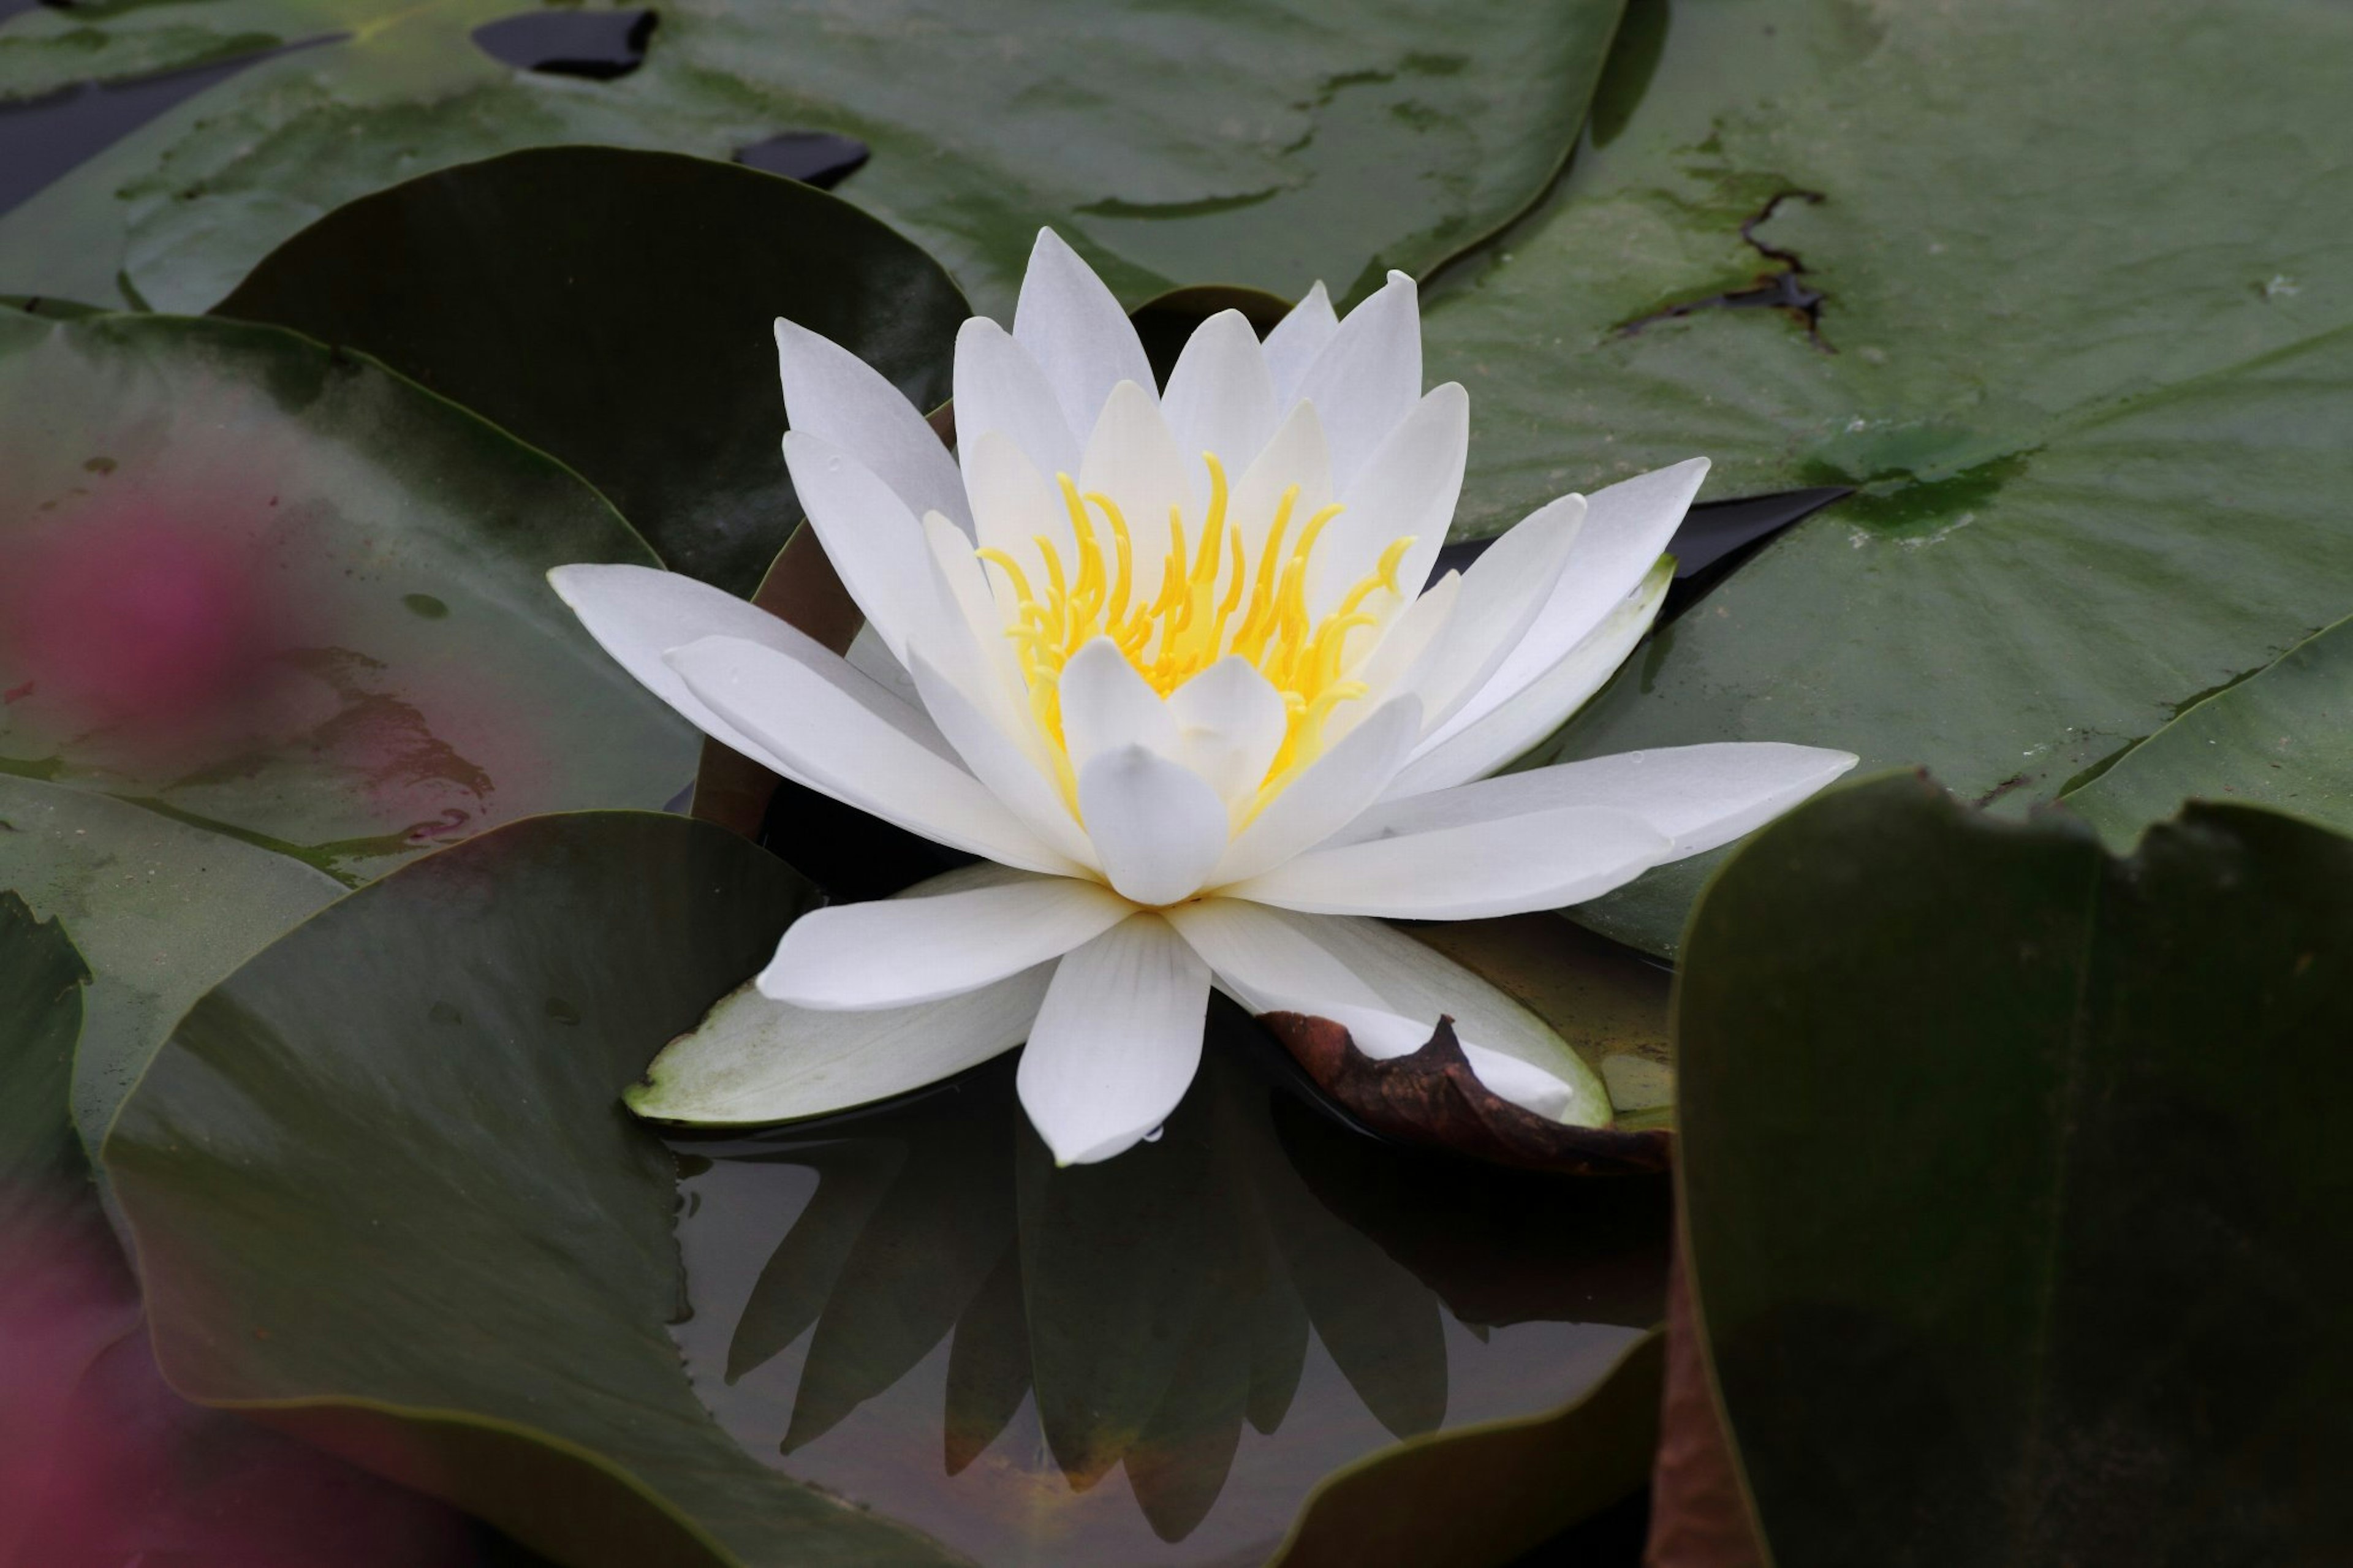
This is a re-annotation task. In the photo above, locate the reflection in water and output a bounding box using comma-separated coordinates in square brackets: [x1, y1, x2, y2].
[669, 1015, 1667, 1565]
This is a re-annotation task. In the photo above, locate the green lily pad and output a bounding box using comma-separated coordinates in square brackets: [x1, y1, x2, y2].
[214, 146, 968, 594]
[0, 308, 697, 885]
[0, 0, 1626, 317]
[1672, 771, 2353, 1561]
[1418, 0, 2353, 953]
[1, 890, 93, 1195]
[2062, 610, 2353, 849]
[0, 773, 341, 1154]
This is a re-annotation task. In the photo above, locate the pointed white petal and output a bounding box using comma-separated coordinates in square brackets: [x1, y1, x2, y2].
[775, 316, 968, 532]
[759, 873, 1131, 1009]
[1392, 491, 1584, 733]
[1161, 309, 1279, 490]
[550, 562, 909, 784]
[1457, 1043, 1583, 1121]
[1387, 559, 1672, 796]
[1012, 229, 1155, 439]
[1017, 914, 1210, 1164]
[1308, 383, 1468, 612]
[1227, 399, 1333, 564]
[1058, 636, 1180, 772]
[1210, 695, 1422, 885]
[1166, 656, 1287, 805]
[963, 428, 1075, 619]
[1077, 379, 1189, 602]
[1164, 896, 1385, 1012]
[1346, 741, 1857, 863]
[667, 634, 1077, 874]
[1335, 569, 1459, 732]
[1433, 458, 1707, 746]
[843, 622, 921, 708]
[906, 646, 1097, 868]
[781, 430, 940, 662]
[919, 510, 1024, 698]
[1076, 743, 1231, 905]
[1290, 271, 1422, 492]
[1226, 806, 1669, 919]
[1261, 280, 1339, 405]
[955, 317, 1080, 480]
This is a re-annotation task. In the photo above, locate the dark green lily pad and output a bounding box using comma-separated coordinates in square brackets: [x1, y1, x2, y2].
[0, 308, 697, 887]
[214, 146, 968, 594]
[2062, 611, 2353, 850]
[1672, 771, 2353, 1561]
[0, 0, 1625, 316]
[1417, 0, 2353, 954]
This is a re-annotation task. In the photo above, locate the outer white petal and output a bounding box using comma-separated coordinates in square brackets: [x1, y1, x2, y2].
[1160, 309, 1279, 490]
[1226, 806, 1669, 919]
[1012, 229, 1155, 439]
[1455, 1043, 1583, 1121]
[1164, 896, 1384, 1012]
[955, 318, 1080, 480]
[1017, 914, 1210, 1165]
[781, 430, 939, 662]
[1166, 656, 1287, 805]
[759, 873, 1131, 1009]
[1210, 695, 1422, 885]
[1076, 744, 1231, 905]
[1059, 636, 1180, 772]
[844, 623, 921, 708]
[1390, 491, 1583, 734]
[1309, 382, 1468, 612]
[1344, 742, 1860, 862]
[1429, 457, 1707, 747]
[775, 316, 969, 532]
[547, 562, 935, 784]
[1077, 379, 1189, 603]
[1386, 559, 1672, 797]
[906, 647, 1098, 869]
[1227, 399, 1333, 565]
[1261, 280, 1339, 406]
[1290, 271, 1422, 492]
[667, 634, 1077, 875]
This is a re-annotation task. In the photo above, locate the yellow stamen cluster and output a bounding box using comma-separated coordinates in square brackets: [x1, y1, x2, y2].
[976, 453, 1415, 806]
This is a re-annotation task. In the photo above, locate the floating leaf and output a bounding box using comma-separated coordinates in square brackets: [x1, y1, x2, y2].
[1419, 0, 2353, 953]
[215, 147, 968, 593]
[1670, 772, 2353, 1561]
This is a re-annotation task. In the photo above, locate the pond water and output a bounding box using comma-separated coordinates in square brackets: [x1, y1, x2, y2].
[668, 1028, 1669, 1566]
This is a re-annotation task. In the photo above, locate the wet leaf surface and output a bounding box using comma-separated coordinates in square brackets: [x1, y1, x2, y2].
[1419, 0, 2353, 955]
[214, 145, 966, 593]
[0, 308, 698, 885]
[1671, 773, 2353, 1564]
[0, 0, 1626, 317]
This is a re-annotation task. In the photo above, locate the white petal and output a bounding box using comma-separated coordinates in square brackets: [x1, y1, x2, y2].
[1210, 695, 1422, 885]
[1012, 229, 1155, 439]
[1308, 383, 1468, 613]
[1261, 281, 1338, 405]
[963, 430, 1073, 613]
[1387, 559, 1672, 797]
[1166, 656, 1287, 805]
[1164, 896, 1385, 1013]
[919, 509, 1026, 707]
[1161, 309, 1278, 490]
[1392, 491, 1583, 734]
[781, 430, 939, 662]
[843, 622, 921, 708]
[1226, 806, 1669, 919]
[548, 562, 923, 784]
[775, 316, 969, 532]
[667, 634, 1077, 875]
[1344, 742, 1859, 862]
[1058, 636, 1180, 773]
[1017, 914, 1210, 1165]
[1431, 458, 1707, 746]
[1334, 570, 1459, 735]
[1290, 271, 1422, 492]
[759, 873, 1131, 1009]
[955, 317, 1079, 480]
[1227, 399, 1333, 566]
[1077, 379, 1189, 604]
[1457, 1043, 1582, 1121]
[906, 646, 1098, 869]
[1076, 744, 1231, 905]
[629, 968, 1051, 1127]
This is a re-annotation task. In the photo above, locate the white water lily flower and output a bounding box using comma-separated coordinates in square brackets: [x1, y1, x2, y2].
[554, 230, 1855, 1164]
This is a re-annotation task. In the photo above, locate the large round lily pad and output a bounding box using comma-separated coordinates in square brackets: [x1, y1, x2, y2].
[0, 308, 698, 887]
[215, 146, 968, 594]
[1672, 773, 2353, 1561]
[0, 0, 1626, 316]
[1417, 0, 2353, 953]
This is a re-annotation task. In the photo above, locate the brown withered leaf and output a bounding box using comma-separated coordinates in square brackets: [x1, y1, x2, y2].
[1643, 1237, 1768, 1568]
[1259, 1012, 1670, 1176]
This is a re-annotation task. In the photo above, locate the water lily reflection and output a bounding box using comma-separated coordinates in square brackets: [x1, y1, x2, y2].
[668, 1025, 1665, 1563]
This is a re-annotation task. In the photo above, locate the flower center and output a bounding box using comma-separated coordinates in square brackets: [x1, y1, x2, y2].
[976, 452, 1415, 801]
